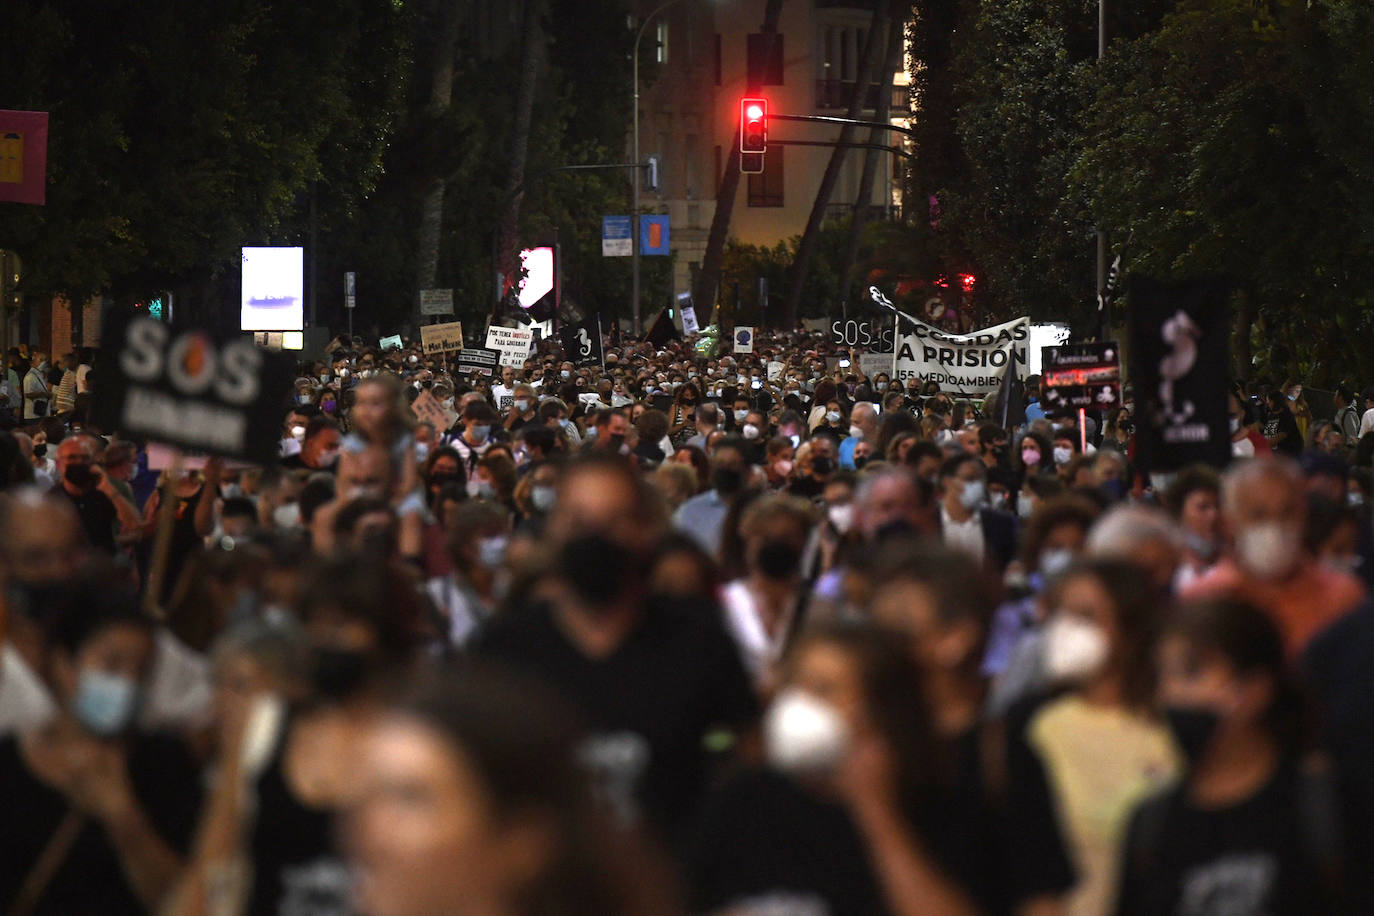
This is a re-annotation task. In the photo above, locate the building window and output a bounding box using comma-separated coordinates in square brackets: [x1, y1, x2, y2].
[747, 147, 784, 207]
[713, 33, 722, 86]
[747, 33, 784, 86]
[655, 20, 668, 64]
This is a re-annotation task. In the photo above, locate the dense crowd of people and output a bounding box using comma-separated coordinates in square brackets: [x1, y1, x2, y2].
[1, 328, 1373, 915]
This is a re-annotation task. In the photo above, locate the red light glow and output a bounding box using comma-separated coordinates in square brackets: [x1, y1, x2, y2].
[745, 104, 764, 121]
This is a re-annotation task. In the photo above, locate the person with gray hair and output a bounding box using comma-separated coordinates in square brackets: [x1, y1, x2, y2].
[1084, 503, 1183, 593]
[839, 402, 878, 470]
[1182, 456, 1366, 656]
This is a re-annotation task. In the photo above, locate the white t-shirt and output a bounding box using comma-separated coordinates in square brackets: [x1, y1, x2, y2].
[720, 580, 794, 686]
[1359, 407, 1374, 438]
[0, 630, 210, 734]
[491, 385, 515, 412]
[940, 505, 986, 563]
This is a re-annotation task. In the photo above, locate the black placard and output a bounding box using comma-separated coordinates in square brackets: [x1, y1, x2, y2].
[559, 316, 603, 367]
[93, 310, 295, 464]
[1042, 341, 1122, 412]
[455, 348, 500, 376]
[1128, 276, 1232, 472]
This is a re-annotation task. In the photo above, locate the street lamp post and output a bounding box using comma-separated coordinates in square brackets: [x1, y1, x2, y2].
[1095, 0, 1109, 334]
[632, 0, 687, 338]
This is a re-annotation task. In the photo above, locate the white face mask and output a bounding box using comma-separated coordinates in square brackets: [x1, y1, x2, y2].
[1229, 417, 1241, 434]
[1235, 522, 1301, 579]
[763, 687, 850, 775]
[734, 409, 749, 423]
[1016, 493, 1035, 518]
[272, 502, 301, 530]
[1053, 446, 1073, 465]
[1042, 614, 1110, 683]
[958, 479, 986, 511]
[742, 423, 760, 440]
[477, 536, 508, 569]
[828, 504, 855, 534]
[826, 410, 842, 425]
[848, 424, 864, 440]
[531, 485, 557, 513]
[290, 425, 307, 442]
[1038, 547, 1075, 579]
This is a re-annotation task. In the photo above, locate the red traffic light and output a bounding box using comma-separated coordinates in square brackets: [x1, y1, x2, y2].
[740, 97, 767, 155]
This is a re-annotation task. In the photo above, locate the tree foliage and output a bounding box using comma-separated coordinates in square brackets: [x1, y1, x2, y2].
[913, 0, 1374, 382]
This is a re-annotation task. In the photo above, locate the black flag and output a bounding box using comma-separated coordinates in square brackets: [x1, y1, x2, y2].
[559, 314, 602, 367]
[1128, 275, 1231, 473]
[998, 349, 1026, 431]
[644, 308, 680, 348]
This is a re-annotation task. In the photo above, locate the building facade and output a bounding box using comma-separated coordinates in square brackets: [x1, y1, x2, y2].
[633, 0, 909, 303]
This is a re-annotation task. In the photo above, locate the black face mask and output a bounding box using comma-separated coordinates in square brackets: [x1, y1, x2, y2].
[32, 443, 46, 458]
[5, 578, 69, 621]
[310, 646, 370, 701]
[559, 533, 643, 609]
[428, 471, 460, 490]
[756, 538, 801, 581]
[607, 433, 626, 451]
[875, 518, 918, 542]
[1164, 705, 1222, 766]
[64, 463, 97, 491]
[811, 456, 834, 476]
[853, 455, 869, 470]
[712, 466, 744, 495]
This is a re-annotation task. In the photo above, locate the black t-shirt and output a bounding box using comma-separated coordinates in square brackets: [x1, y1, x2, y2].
[686, 768, 887, 916]
[951, 723, 1076, 914]
[62, 486, 118, 553]
[248, 719, 353, 916]
[687, 767, 989, 916]
[1115, 762, 1342, 915]
[0, 733, 203, 916]
[999, 696, 1081, 907]
[1303, 602, 1374, 910]
[471, 598, 759, 845]
[1262, 407, 1302, 456]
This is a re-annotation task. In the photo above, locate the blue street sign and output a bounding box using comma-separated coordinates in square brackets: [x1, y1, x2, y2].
[602, 215, 632, 257]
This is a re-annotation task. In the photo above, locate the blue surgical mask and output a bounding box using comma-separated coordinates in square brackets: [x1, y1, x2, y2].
[71, 669, 139, 736]
[470, 424, 491, 442]
[477, 536, 508, 569]
[531, 485, 557, 513]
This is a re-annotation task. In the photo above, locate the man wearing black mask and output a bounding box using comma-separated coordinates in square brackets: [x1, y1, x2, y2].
[472, 454, 757, 845]
[673, 437, 749, 557]
[54, 435, 120, 553]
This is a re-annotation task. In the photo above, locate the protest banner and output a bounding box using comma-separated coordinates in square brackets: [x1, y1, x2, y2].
[486, 326, 535, 368]
[456, 348, 500, 376]
[767, 361, 785, 381]
[379, 334, 403, 350]
[93, 309, 295, 464]
[1041, 341, 1122, 412]
[891, 315, 1030, 397]
[420, 321, 464, 355]
[1129, 276, 1231, 472]
[680, 306, 699, 335]
[733, 326, 754, 354]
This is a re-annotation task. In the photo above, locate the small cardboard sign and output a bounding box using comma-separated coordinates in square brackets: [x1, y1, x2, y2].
[485, 326, 534, 368]
[419, 289, 454, 316]
[411, 388, 458, 431]
[420, 321, 465, 355]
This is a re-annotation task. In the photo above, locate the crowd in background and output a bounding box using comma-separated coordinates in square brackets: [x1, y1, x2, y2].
[1, 328, 1373, 915]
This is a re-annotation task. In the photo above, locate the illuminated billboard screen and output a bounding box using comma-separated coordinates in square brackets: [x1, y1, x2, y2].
[518, 247, 554, 309]
[241, 246, 304, 331]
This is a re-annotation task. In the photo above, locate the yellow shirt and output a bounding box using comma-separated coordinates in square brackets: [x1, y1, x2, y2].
[1027, 695, 1180, 916]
